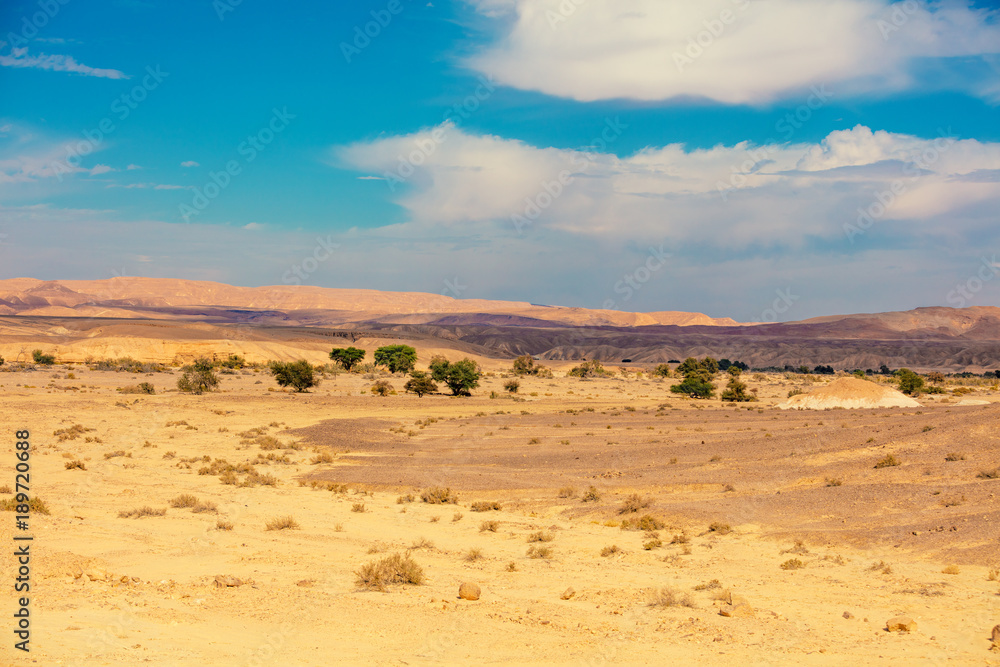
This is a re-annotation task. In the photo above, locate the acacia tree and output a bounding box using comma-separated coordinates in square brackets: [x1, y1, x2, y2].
[895, 368, 925, 395]
[670, 357, 717, 399]
[374, 345, 417, 373]
[177, 357, 220, 394]
[329, 347, 365, 371]
[404, 370, 438, 397]
[720, 367, 756, 402]
[269, 360, 319, 392]
[429, 356, 481, 396]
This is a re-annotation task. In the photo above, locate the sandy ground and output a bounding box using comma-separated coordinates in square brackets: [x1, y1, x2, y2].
[1, 365, 999, 666]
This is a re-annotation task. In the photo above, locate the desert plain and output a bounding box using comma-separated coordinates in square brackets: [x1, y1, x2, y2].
[1, 354, 1000, 666]
[0, 279, 999, 666]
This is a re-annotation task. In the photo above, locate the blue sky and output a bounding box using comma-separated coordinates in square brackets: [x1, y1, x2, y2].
[1, 0, 999, 321]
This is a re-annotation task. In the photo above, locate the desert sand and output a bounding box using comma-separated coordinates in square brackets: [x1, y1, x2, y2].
[2, 358, 999, 666]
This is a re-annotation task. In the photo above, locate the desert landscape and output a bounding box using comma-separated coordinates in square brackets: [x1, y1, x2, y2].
[1, 278, 999, 666]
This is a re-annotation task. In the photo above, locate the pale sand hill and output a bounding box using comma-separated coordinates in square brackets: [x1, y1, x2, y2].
[778, 377, 921, 410]
[0, 277, 743, 328]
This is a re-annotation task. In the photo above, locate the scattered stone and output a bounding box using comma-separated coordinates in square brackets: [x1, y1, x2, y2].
[561, 587, 576, 600]
[719, 603, 755, 618]
[296, 579, 315, 587]
[886, 616, 916, 632]
[843, 611, 854, 619]
[459, 582, 481, 601]
[213, 575, 243, 588]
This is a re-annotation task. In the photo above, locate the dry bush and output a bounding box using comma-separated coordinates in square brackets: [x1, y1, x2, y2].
[620, 514, 665, 531]
[0, 497, 50, 514]
[643, 538, 662, 550]
[351, 503, 366, 513]
[310, 451, 335, 464]
[780, 558, 805, 570]
[410, 537, 434, 550]
[103, 450, 131, 459]
[265, 515, 299, 531]
[215, 520, 234, 530]
[618, 493, 650, 514]
[193, 501, 218, 514]
[396, 494, 415, 504]
[355, 553, 424, 591]
[557, 486, 576, 498]
[648, 587, 695, 608]
[0, 485, 11, 494]
[506, 561, 517, 572]
[64, 459, 87, 470]
[429, 516, 440, 523]
[941, 565, 960, 575]
[479, 520, 499, 533]
[938, 495, 965, 507]
[452, 512, 463, 522]
[781, 539, 810, 555]
[693, 579, 721, 591]
[874, 454, 901, 468]
[470, 500, 502, 512]
[825, 477, 843, 487]
[119, 506, 166, 518]
[867, 560, 893, 575]
[527, 531, 554, 543]
[977, 468, 1000, 479]
[670, 531, 690, 544]
[526, 545, 552, 559]
[421, 487, 458, 504]
[600, 545, 622, 557]
[170, 494, 199, 509]
[464, 548, 484, 562]
[943, 452, 965, 462]
[581, 486, 601, 502]
[987, 568, 998, 581]
[708, 521, 731, 535]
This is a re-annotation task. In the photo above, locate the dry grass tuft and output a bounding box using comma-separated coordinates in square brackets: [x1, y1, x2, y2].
[265, 515, 299, 531]
[557, 486, 576, 498]
[479, 520, 499, 533]
[867, 560, 893, 575]
[618, 493, 650, 514]
[526, 545, 552, 559]
[464, 548, 484, 562]
[600, 545, 622, 557]
[470, 500, 502, 512]
[693, 579, 721, 591]
[215, 520, 234, 530]
[977, 468, 1000, 479]
[648, 586, 695, 608]
[780, 558, 805, 570]
[355, 553, 424, 591]
[581, 485, 601, 502]
[874, 454, 901, 469]
[351, 503, 366, 513]
[396, 494, 415, 504]
[170, 493, 199, 509]
[708, 521, 731, 535]
[64, 459, 87, 470]
[941, 565, 960, 575]
[944, 452, 966, 462]
[0, 497, 50, 514]
[421, 487, 458, 504]
[527, 531, 554, 543]
[119, 506, 166, 518]
[620, 514, 666, 531]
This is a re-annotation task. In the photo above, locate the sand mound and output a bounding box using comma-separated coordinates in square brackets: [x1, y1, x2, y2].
[778, 377, 920, 410]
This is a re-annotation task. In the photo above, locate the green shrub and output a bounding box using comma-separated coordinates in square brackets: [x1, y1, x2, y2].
[429, 356, 481, 396]
[32, 349, 55, 365]
[403, 370, 438, 397]
[374, 345, 417, 374]
[177, 358, 219, 394]
[269, 360, 318, 392]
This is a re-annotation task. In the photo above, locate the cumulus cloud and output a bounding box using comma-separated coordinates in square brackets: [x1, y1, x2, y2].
[337, 122, 1000, 248]
[461, 0, 1000, 103]
[180, 160, 200, 167]
[0, 49, 129, 79]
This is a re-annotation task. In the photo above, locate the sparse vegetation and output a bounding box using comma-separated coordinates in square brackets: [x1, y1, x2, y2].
[708, 521, 731, 535]
[119, 506, 166, 518]
[618, 493, 650, 514]
[373, 345, 418, 374]
[720, 366, 757, 402]
[944, 452, 965, 461]
[0, 497, 50, 514]
[648, 587, 695, 608]
[977, 468, 1000, 479]
[780, 558, 805, 570]
[503, 379, 520, 393]
[825, 477, 843, 487]
[351, 503, 366, 513]
[177, 358, 220, 394]
[370, 380, 394, 396]
[464, 548, 484, 562]
[420, 487, 458, 504]
[670, 357, 718, 399]
[867, 560, 893, 575]
[526, 545, 552, 559]
[557, 487, 576, 498]
[581, 485, 601, 502]
[329, 347, 365, 371]
[64, 459, 86, 470]
[874, 454, 901, 468]
[403, 371, 438, 397]
[527, 531, 554, 543]
[470, 500, 501, 512]
[32, 349, 56, 365]
[429, 356, 481, 396]
[355, 552, 424, 591]
[480, 520, 499, 532]
[265, 515, 299, 531]
[620, 514, 665, 531]
[600, 545, 622, 557]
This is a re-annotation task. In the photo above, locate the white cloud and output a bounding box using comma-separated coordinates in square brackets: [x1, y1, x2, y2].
[243, 222, 265, 230]
[0, 49, 129, 80]
[462, 0, 1000, 103]
[180, 160, 200, 167]
[127, 164, 142, 170]
[89, 164, 113, 175]
[337, 122, 1000, 248]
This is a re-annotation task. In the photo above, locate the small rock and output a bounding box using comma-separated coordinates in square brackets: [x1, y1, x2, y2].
[991, 624, 1000, 643]
[561, 587, 576, 600]
[295, 579, 314, 587]
[719, 604, 755, 618]
[213, 575, 243, 588]
[886, 616, 916, 632]
[459, 582, 481, 601]
[843, 611, 854, 619]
